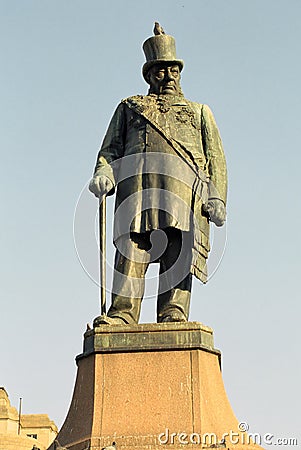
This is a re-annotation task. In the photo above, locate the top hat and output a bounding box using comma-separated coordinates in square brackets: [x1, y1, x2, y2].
[142, 23, 184, 82]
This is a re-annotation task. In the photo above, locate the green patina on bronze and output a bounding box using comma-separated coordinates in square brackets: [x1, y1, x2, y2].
[89, 23, 228, 325]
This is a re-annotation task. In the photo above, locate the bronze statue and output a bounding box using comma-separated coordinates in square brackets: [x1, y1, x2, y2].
[89, 24, 227, 325]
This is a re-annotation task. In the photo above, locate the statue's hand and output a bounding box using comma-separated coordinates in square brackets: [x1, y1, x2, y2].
[203, 199, 226, 227]
[89, 175, 114, 198]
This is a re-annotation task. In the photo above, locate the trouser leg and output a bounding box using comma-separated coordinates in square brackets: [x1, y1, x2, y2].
[108, 233, 151, 324]
[157, 228, 193, 322]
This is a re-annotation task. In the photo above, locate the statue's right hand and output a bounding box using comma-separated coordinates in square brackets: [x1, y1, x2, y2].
[89, 175, 114, 198]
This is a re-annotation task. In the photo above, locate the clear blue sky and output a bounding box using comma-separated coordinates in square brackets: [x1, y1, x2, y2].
[1, 0, 300, 446]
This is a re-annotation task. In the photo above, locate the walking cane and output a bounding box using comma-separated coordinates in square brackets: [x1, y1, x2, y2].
[99, 195, 106, 315]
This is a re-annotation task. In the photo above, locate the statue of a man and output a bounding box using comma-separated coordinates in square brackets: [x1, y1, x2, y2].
[89, 24, 227, 325]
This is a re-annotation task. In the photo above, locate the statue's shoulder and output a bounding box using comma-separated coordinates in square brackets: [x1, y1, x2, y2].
[185, 99, 204, 114]
[185, 101, 216, 122]
[121, 95, 157, 114]
[121, 95, 148, 106]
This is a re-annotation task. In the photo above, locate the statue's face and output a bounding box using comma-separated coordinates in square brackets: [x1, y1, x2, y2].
[148, 64, 181, 95]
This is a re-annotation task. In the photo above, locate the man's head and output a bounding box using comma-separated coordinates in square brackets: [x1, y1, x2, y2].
[142, 24, 184, 91]
[146, 63, 181, 95]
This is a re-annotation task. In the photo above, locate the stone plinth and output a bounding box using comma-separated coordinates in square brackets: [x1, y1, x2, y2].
[49, 322, 262, 450]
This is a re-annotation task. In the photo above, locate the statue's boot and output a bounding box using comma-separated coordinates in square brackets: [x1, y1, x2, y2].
[160, 310, 187, 322]
[93, 314, 127, 327]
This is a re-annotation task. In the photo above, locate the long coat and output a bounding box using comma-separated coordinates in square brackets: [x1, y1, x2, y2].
[93, 93, 227, 283]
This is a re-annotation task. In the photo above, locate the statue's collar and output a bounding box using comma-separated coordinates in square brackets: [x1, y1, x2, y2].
[148, 93, 187, 106]
[122, 94, 192, 115]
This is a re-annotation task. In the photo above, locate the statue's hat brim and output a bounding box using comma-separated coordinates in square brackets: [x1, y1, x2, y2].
[142, 59, 184, 81]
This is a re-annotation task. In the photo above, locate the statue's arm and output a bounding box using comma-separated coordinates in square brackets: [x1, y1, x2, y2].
[90, 103, 126, 197]
[201, 104, 228, 226]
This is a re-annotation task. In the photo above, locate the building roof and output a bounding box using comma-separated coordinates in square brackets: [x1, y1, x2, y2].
[20, 414, 58, 432]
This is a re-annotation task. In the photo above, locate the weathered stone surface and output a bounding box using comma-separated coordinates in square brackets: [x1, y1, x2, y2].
[49, 323, 263, 450]
[80, 321, 217, 357]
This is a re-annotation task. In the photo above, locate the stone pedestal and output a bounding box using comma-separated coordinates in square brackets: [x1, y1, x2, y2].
[49, 322, 262, 450]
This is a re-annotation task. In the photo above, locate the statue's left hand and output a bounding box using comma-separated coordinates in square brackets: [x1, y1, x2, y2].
[202, 199, 226, 227]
